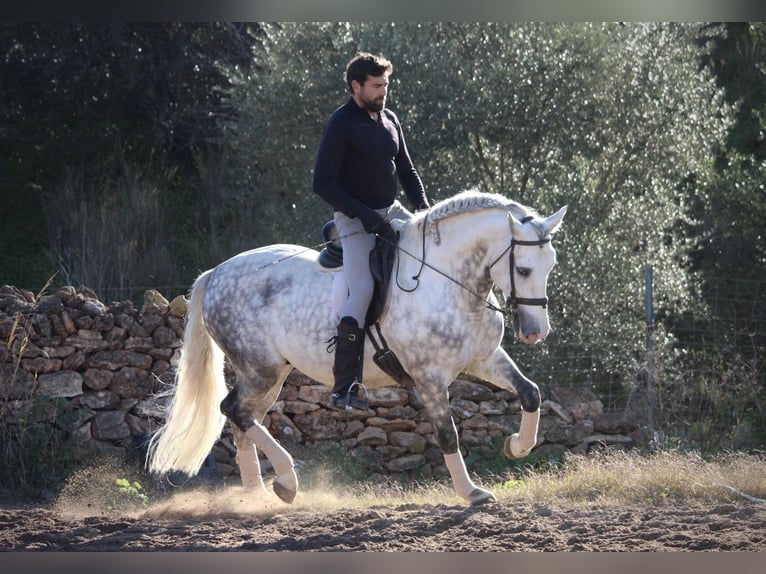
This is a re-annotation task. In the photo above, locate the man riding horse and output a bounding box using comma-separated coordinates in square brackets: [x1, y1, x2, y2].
[312, 52, 430, 412]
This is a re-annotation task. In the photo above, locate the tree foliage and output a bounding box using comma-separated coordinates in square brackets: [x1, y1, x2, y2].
[0, 23, 263, 182]
[693, 23, 766, 285]
[0, 23, 264, 291]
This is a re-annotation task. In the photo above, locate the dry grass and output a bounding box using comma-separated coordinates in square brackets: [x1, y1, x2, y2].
[492, 449, 766, 507]
[51, 449, 766, 519]
[235, 449, 766, 513]
[286, 448, 766, 510]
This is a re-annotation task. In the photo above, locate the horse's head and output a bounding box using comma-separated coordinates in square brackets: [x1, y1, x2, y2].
[489, 206, 567, 344]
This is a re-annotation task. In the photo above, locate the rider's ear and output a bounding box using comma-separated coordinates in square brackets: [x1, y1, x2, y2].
[541, 205, 568, 236]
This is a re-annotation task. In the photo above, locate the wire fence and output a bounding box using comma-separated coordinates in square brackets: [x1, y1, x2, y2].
[504, 275, 766, 422]
[676, 277, 766, 351]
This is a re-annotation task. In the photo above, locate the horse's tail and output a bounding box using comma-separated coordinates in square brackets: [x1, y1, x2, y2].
[147, 269, 227, 476]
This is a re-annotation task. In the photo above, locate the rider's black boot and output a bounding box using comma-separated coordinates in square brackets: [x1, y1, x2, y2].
[330, 316, 369, 411]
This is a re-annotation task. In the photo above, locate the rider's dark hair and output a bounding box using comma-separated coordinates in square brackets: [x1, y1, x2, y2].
[345, 52, 393, 93]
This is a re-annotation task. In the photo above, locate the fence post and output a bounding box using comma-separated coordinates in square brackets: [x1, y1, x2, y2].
[645, 265, 656, 434]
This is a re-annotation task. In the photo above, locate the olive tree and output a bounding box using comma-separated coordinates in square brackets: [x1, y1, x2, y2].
[219, 23, 361, 254]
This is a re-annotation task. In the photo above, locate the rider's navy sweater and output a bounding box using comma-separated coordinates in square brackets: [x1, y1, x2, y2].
[313, 97, 428, 217]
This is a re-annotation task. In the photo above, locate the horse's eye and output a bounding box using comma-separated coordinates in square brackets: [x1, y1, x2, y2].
[516, 267, 531, 278]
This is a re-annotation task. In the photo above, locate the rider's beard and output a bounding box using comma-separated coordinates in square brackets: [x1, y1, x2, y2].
[365, 96, 385, 113]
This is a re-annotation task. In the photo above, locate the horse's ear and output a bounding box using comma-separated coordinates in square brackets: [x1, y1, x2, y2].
[542, 205, 568, 235]
[508, 212, 523, 232]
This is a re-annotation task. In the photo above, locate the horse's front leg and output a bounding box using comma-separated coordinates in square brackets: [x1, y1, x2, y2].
[417, 376, 497, 506]
[465, 347, 542, 459]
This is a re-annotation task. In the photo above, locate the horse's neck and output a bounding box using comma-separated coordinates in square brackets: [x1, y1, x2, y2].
[402, 208, 509, 280]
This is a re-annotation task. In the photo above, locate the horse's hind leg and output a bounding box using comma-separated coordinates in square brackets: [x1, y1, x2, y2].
[231, 427, 266, 493]
[417, 376, 497, 506]
[220, 367, 298, 503]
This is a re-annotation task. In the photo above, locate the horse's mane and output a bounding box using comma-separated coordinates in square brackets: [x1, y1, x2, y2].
[427, 189, 537, 223]
[418, 190, 541, 245]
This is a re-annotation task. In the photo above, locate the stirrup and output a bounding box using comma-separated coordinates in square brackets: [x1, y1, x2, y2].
[331, 381, 369, 411]
[350, 381, 368, 400]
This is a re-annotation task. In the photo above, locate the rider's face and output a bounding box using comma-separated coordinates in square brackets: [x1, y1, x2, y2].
[353, 73, 389, 113]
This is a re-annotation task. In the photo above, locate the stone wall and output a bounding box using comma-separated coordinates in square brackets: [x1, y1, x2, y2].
[0, 285, 639, 484]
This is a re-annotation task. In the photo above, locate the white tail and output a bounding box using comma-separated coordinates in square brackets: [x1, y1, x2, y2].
[147, 270, 227, 476]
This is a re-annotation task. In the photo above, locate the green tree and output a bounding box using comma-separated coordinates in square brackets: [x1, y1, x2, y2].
[661, 23, 766, 448]
[213, 23, 352, 258]
[0, 23, 263, 187]
[0, 23, 263, 294]
[692, 23, 766, 287]
[698, 23, 766, 160]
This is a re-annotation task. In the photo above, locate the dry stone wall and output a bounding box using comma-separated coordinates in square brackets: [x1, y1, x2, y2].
[0, 285, 639, 484]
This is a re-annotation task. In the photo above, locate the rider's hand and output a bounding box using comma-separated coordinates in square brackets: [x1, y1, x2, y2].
[375, 221, 397, 244]
[357, 206, 388, 234]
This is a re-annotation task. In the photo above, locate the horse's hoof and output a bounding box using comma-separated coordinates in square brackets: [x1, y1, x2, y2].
[469, 488, 497, 506]
[273, 480, 297, 504]
[504, 434, 531, 459]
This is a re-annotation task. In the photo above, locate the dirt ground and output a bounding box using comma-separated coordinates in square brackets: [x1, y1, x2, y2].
[2, 490, 766, 551]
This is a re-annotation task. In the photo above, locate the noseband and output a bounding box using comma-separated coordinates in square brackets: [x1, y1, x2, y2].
[487, 215, 551, 313]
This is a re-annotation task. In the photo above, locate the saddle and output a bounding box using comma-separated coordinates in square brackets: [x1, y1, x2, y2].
[317, 220, 411, 384]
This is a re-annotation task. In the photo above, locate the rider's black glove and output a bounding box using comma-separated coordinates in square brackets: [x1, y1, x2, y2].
[375, 221, 397, 244]
[356, 205, 388, 234]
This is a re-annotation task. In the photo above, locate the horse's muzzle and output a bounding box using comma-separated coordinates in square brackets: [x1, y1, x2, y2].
[520, 331, 544, 344]
[514, 308, 549, 344]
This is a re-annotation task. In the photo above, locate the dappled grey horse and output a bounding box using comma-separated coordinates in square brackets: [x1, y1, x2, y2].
[148, 190, 567, 505]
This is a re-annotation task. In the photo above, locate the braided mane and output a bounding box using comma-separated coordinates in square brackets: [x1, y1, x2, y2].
[427, 189, 536, 223]
[420, 190, 541, 245]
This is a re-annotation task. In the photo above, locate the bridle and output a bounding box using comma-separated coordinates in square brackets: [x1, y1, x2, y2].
[486, 215, 551, 313]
